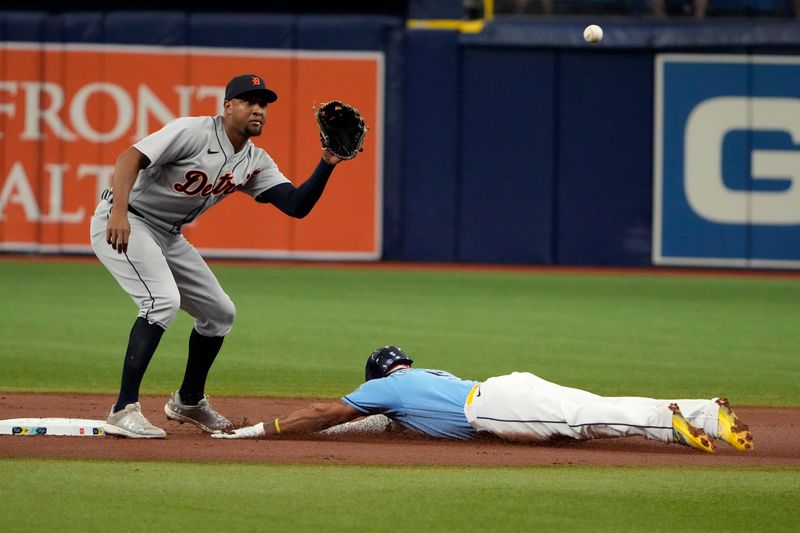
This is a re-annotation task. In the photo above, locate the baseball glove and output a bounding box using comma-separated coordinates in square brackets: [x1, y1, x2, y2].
[314, 100, 367, 160]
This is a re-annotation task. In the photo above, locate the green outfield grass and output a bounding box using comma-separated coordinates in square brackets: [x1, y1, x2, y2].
[1, 459, 798, 532]
[1, 260, 798, 405]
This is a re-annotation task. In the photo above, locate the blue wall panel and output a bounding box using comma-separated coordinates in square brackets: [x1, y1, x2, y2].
[458, 47, 556, 264]
[297, 15, 401, 50]
[59, 13, 105, 43]
[189, 14, 294, 49]
[381, 29, 407, 261]
[400, 30, 461, 261]
[556, 51, 653, 266]
[28, 12, 104, 43]
[104, 11, 188, 46]
[3, 11, 47, 41]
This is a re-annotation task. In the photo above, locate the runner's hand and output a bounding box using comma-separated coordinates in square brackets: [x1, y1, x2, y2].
[211, 422, 265, 439]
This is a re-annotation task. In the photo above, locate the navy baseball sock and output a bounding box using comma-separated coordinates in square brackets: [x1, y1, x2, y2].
[178, 329, 224, 406]
[114, 317, 165, 413]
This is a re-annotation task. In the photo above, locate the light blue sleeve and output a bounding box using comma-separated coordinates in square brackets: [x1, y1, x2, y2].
[341, 379, 401, 415]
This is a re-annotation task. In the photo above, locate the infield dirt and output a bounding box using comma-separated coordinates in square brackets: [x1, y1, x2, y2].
[1, 393, 798, 467]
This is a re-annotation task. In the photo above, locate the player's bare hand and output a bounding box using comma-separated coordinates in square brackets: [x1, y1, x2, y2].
[106, 211, 131, 254]
[321, 149, 342, 166]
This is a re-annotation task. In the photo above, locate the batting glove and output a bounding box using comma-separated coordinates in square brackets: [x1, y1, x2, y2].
[211, 422, 265, 439]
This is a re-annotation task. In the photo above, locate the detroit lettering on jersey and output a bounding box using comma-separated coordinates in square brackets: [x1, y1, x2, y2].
[115, 115, 289, 234]
[173, 168, 262, 198]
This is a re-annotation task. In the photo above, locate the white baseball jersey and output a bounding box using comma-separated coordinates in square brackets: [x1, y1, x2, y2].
[113, 115, 290, 234]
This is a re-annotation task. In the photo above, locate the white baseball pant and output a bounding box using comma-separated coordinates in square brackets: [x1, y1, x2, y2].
[463, 372, 720, 443]
[90, 200, 235, 336]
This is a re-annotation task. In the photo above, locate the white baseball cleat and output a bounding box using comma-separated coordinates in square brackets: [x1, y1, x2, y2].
[103, 402, 166, 439]
[164, 391, 232, 433]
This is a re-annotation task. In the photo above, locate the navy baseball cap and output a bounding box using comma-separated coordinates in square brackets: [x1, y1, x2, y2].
[224, 74, 278, 103]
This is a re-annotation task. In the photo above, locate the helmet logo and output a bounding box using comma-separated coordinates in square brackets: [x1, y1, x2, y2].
[365, 346, 413, 381]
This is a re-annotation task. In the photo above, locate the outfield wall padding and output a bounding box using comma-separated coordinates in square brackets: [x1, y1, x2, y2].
[3, 12, 800, 266]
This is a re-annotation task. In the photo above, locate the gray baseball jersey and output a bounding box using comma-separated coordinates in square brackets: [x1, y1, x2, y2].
[115, 115, 290, 234]
[91, 114, 290, 335]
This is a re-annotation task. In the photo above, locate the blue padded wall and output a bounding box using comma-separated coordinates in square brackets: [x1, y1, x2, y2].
[400, 30, 461, 261]
[381, 28, 407, 260]
[189, 14, 295, 49]
[104, 11, 188, 45]
[3, 11, 47, 41]
[58, 12, 105, 42]
[556, 51, 654, 266]
[297, 15, 401, 50]
[458, 47, 556, 264]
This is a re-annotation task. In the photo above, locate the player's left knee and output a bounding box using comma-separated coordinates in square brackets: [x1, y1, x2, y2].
[208, 296, 236, 336]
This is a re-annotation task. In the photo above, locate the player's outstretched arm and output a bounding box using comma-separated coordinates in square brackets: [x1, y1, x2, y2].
[256, 156, 340, 218]
[106, 147, 150, 254]
[212, 400, 361, 439]
[273, 400, 361, 435]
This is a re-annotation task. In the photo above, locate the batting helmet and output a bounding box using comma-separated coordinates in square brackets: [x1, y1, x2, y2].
[365, 346, 413, 381]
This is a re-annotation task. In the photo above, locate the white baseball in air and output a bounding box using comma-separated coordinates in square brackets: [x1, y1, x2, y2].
[583, 24, 603, 44]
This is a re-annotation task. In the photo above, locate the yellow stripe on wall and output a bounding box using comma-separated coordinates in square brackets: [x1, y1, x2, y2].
[406, 0, 493, 33]
[406, 19, 486, 33]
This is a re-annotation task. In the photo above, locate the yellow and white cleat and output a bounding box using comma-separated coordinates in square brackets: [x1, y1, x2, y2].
[670, 403, 716, 453]
[716, 398, 754, 452]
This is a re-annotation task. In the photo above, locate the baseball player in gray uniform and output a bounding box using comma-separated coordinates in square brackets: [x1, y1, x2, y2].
[91, 74, 350, 438]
